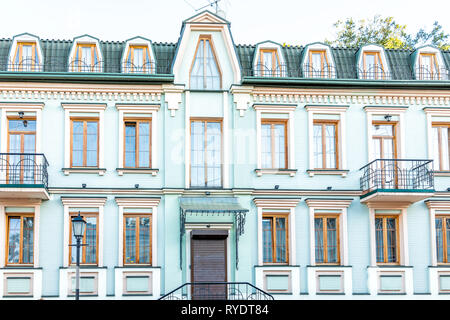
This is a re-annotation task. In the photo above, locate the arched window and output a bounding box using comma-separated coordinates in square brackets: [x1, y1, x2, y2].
[190, 35, 221, 90]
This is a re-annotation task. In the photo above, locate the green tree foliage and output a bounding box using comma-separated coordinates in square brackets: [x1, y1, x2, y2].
[326, 15, 450, 50]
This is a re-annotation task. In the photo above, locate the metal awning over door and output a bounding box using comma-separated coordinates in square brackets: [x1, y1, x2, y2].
[179, 197, 248, 269]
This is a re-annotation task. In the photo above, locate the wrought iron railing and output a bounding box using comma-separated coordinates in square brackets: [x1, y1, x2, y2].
[7, 58, 43, 72]
[358, 65, 392, 80]
[159, 282, 274, 300]
[252, 63, 288, 77]
[415, 66, 449, 80]
[360, 159, 434, 192]
[0, 153, 49, 188]
[302, 63, 337, 79]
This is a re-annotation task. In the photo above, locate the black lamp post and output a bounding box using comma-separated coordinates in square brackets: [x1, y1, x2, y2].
[71, 212, 86, 300]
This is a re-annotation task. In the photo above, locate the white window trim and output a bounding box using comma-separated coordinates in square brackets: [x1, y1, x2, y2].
[7, 34, 43, 71]
[302, 43, 336, 78]
[114, 197, 160, 267]
[116, 104, 160, 174]
[62, 103, 107, 175]
[364, 106, 407, 163]
[59, 268, 107, 299]
[367, 203, 410, 267]
[305, 199, 352, 266]
[253, 42, 286, 77]
[0, 103, 44, 154]
[425, 200, 450, 266]
[424, 107, 450, 174]
[0, 199, 42, 269]
[253, 104, 297, 176]
[253, 198, 300, 265]
[305, 105, 348, 176]
[68, 35, 103, 73]
[61, 197, 107, 268]
[121, 37, 156, 74]
[357, 45, 390, 79]
[414, 46, 446, 79]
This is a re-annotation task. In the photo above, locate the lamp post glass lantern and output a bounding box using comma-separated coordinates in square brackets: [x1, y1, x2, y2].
[71, 212, 86, 300]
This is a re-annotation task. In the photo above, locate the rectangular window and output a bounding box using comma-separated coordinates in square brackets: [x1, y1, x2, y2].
[419, 53, 439, 80]
[6, 214, 34, 265]
[432, 124, 450, 171]
[69, 213, 98, 265]
[124, 214, 152, 265]
[190, 119, 222, 187]
[71, 119, 99, 167]
[313, 121, 338, 169]
[261, 120, 287, 169]
[375, 216, 399, 264]
[436, 216, 450, 264]
[124, 119, 151, 168]
[363, 52, 384, 79]
[125, 45, 152, 74]
[14, 42, 39, 71]
[314, 215, 340, 264]
[257, 49, 281, 77]
[72, 44, 100, 72]
[7, 117, 36, 184]
[262, 214, 288, 264]
[308, 50, 330, 78]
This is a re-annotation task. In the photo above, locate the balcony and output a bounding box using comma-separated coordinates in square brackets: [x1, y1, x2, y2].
[0, 153, 49, 200]
[360, 159, 434, 204]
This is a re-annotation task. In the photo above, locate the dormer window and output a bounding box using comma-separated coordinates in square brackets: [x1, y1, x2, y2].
[306, 50, 330, 78]
[124, 45, 153, 74]
[418, 53, 440, 80]
[256, 49, 281, 77]
[190, 35, 221, 90]
[362, 51, 385, 80]
[70, 43, 101, 72]
[13, 42, 40, 71]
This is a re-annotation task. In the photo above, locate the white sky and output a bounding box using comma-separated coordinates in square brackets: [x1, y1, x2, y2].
[0, 0, 449, 46]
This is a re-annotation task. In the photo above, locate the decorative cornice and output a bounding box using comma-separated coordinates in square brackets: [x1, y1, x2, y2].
[425, 199, 450, 209]
[253, 104, 297, 113]
[253, 198, 301, 208]
[115, 104, 160, 112]
[114, 197, 161, 207]
[305, 198, 353, 209]
[60, 197, 107, 206]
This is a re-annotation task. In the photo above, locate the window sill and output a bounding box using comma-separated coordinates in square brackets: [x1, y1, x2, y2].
[433, 171, 450, 177]
[63, 168, 106, 176]
[116, 168, 159, 176]
[255, 168, 297, 177]
[307, 169, 349, 177]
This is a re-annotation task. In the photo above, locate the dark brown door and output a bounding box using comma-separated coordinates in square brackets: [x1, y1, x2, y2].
[191, 230, 227, 300]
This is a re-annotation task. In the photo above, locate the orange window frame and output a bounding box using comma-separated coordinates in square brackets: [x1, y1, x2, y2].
[436, 215, 450, 264]
[419, 53, 439, 78]
[73, 44, 99, 72]
[123, 118, 152, 168]
[313, 120, 339, 169]
[123, 214, 152, 265]
[363, 51, 384, 78]
[262, 213, 289, 264]
[13, 42, 38, 70]
[189, 35, 222, 89]
[432, 123, 450, 171]
[68, 212, 99, 265]
[314, 214, 340, 265]
[261, 119, 288, 169]
[372, 121, 398, 159]
[126, 45, 152, 73]
[308, 50, 329, 76]
[70, 118, 99, 168]
[258, 49, 281, 76]
[375, 215, 400, 265]
[5, 213, 34, 266]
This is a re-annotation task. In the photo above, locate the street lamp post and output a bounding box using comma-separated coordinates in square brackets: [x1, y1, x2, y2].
[71, 212, 86, 300]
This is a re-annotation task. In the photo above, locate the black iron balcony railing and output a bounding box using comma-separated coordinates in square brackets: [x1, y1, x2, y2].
[159, 282, 274, 300]
[0, 153, 49, 188]
[252, 63, 288, 78]
[360, 159, 434, 192]
[415, 66, 449, 80]
[302, 63, 337, 79]
[358, 65, 392, 80]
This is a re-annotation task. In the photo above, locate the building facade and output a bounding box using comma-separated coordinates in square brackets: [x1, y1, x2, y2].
[0, 11, 449, 299]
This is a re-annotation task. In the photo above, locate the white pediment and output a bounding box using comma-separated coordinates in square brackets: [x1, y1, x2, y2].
[185, 10, 228, 24]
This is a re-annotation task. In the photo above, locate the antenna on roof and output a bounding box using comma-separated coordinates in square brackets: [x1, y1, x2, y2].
[185, 0, 226, 17]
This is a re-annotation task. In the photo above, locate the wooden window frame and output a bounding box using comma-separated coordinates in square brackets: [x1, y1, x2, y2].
[432, 122, 450, 171]
[189, 34, 222, 89]
[261, 119, 288, 169]
[372, 121, 398, 159]
[262, 213, 289, 265]
[308, 50, 329, 77]
[70, 117, 99, 168]
[13, 42, 38, 71]
[258, 48, 281, 77]
[436, 215, 450, 264]
[313, 120, 339, 169]
[72, 43, 99, 72]
[189, 118, 223, 188]
[125, 45, 153, 73]
[123, 118, 152, 169]
[375, 215, 400, 265]
[363, 51, 384, 79]
[123, 214, 152, 266]
[5, 213, 34, 266]
[314, 214, 341, 265]
[68, 212, 99, 266]
[419, 53, 439, 79]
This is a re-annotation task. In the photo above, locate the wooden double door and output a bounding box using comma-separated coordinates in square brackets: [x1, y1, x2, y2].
[190, 229, 227, 300]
